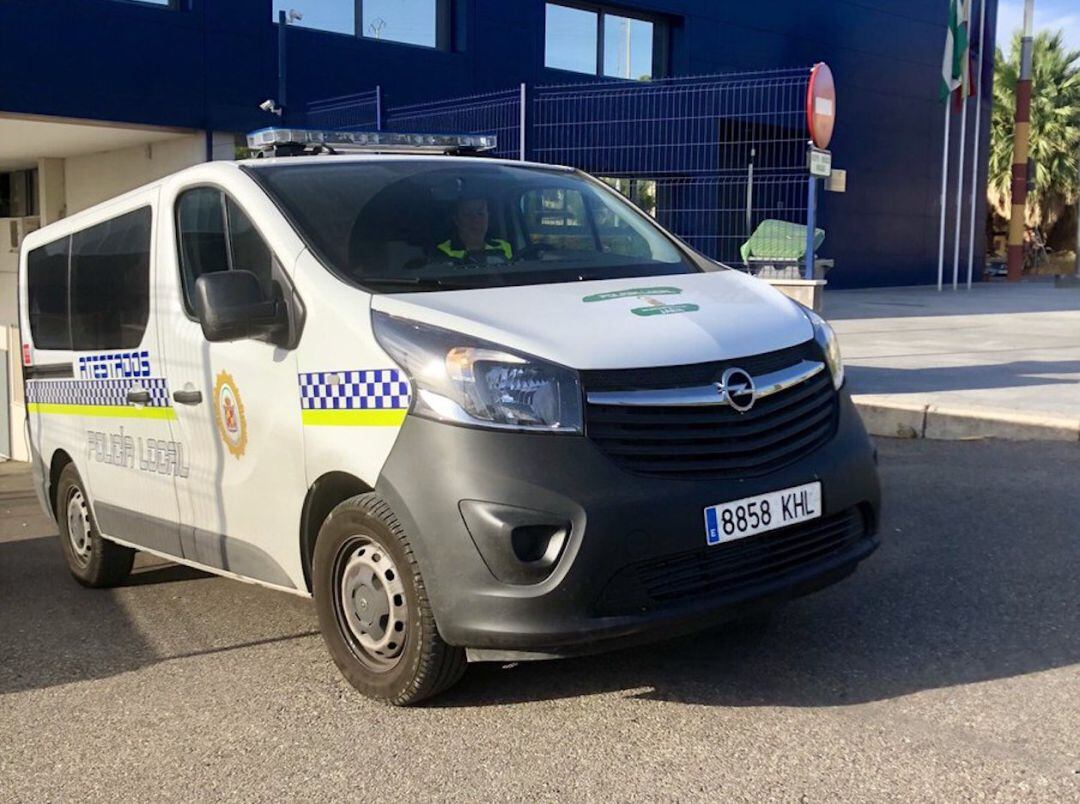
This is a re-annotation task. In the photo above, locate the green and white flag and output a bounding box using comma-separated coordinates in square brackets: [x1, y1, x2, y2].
[940, 0, 970, 103]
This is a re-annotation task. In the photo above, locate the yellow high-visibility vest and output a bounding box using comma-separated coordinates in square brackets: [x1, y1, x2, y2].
[437, 238, 513, 260]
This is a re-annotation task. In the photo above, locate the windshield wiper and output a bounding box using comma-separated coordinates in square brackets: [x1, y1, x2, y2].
[360, 276, 482, 290]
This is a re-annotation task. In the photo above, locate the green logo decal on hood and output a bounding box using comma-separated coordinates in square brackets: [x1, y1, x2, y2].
[582, 285, 699, 317]
[631, 303, 700, 317]
[582, 286, 683, 303]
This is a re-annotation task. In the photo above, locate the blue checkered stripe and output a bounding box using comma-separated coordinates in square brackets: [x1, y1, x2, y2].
[299, 369, 411, 411]
[27, 378, 171, 408]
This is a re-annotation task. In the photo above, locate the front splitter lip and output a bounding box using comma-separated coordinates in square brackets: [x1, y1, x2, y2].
[458, 533, 878, 660]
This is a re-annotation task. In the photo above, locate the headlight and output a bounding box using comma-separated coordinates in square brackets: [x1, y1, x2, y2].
[803, 308, 844, 390]
[372, 311, 583, 433]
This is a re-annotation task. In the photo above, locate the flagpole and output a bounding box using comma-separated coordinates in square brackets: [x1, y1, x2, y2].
[937, 103, 952, 292]
[966, 0, 988, 289]
[953, 87, 969, 290]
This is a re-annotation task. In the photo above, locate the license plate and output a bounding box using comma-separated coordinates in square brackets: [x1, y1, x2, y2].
[704, 482, 822, 546]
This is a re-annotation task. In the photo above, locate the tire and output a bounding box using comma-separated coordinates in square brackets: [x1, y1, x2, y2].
[312, 493, 466, 706]
[54, 463, 135, 588]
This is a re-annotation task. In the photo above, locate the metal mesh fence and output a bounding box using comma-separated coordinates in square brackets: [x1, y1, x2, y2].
[533, 68, 814, 270]
[532, 68, 810, 177]
[651, 172, 812, 271]
[305, 67, 818, 272]
[307, 89, 381, 131]
[383, 88, 522, 161]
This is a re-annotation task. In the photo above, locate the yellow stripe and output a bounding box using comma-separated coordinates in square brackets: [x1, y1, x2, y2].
[27, 403, 177, 420]
[301, 408, 407, 427]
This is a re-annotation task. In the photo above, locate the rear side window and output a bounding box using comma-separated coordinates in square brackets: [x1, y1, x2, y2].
[27, 238, 71, 349]
[176, 188, 274, 313]
[70, 208, 152, 350]
[25, 206, 151, 351]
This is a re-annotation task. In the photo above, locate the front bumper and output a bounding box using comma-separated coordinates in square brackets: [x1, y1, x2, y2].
[375, 389, 881, 659]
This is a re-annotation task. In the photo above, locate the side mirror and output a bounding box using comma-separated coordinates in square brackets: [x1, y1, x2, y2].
[193, 271, 286, 344]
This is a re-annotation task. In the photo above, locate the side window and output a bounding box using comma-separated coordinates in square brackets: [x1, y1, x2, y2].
[176, 187, 228, 311]
[225, 198, 274, 296]
[70, 207, 152, 350]
[27, 237, 71, 350]
[176, 188, 274, 313]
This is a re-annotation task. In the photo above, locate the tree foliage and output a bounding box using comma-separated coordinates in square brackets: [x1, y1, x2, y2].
[988, 30, 1080, 230]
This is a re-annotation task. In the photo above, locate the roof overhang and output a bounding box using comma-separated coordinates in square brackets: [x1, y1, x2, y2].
[0, 113, 196, 171]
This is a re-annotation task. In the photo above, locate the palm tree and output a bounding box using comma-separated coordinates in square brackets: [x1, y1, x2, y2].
[988, 30, 1080, 233]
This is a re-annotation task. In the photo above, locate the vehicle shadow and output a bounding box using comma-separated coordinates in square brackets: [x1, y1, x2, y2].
[0, 534, 160, 695]
[0, 455, 319, 697]
[122, 561, 213, 586]
[433, 439, 1080, 709]
[0, 532, 318, 696]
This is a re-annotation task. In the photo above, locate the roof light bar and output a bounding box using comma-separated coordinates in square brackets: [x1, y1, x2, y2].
[247, 128, 497, 157]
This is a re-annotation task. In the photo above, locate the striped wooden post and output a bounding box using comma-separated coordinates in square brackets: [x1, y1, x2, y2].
[1006, 1, 1035, 282]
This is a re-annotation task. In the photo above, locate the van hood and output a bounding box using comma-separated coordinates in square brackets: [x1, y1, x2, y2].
[371, 270, 813, 370]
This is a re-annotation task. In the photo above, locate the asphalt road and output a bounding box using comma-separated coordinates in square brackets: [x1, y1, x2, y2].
[1, 439, 1078, 802]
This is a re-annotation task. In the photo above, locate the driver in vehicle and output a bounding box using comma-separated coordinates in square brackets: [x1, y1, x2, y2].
[436, 196, 513, 263]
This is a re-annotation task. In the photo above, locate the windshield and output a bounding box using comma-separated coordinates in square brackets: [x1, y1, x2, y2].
[247, 160, 700, 292]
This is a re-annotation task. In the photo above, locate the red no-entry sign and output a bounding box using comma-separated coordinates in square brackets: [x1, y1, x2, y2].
[807, 62, 836, 149]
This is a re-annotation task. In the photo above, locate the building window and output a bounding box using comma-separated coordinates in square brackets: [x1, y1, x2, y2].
[545, 4, 599, 74]
[273, 0, 450, 48]
[112, 0, 179, 8]
[602, 14, 654, 80]
[273, 0, 354, 36]
[362, 0, 439, 46]
[544, 3, 662, 80]
[0, 169, 39, 218]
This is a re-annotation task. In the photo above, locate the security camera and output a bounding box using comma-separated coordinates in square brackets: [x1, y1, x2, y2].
[259, 99, 283, 116]
[287, 9, 303, 23]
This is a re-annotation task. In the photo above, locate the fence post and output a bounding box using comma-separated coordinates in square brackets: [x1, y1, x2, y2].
[375, 86, 383, 131]
[519, 83, 527, 161]
[805, 175, 817, 280]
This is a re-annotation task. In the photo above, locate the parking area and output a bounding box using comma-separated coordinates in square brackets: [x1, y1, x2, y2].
[1, 439, 1078, 802]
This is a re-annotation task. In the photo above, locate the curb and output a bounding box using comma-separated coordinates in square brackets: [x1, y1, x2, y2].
[852, 395, 1080, 443]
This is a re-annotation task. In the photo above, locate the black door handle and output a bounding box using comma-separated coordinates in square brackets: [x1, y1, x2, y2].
[173, 390, 203, 405]
[126, 389, 151, 405]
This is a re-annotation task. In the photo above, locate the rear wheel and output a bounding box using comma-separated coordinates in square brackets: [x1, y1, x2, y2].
[55, 463, 135, 587]
[313, 493, 465, 705]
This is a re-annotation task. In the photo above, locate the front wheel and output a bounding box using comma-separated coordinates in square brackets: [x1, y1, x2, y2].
[55, 463, 135, 587]
[312, 493, 465, 705]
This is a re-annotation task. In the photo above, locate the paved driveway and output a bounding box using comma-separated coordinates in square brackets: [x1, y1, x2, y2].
[1, 440, 1078, 801]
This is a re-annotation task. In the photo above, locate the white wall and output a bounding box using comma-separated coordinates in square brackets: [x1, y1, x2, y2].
[0, 217, 39, 326]
[64, 131, 234, 214]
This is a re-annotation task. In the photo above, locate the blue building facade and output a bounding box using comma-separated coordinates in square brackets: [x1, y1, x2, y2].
[0, 0, 997, 288]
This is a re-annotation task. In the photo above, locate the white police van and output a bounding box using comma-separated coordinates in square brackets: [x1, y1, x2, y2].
[19, 129, 880, 705]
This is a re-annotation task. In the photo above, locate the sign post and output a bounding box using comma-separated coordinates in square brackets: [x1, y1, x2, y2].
[805, 64, 836, 281]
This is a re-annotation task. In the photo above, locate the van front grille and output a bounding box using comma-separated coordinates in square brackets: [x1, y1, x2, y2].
[583, 343, 838, 480]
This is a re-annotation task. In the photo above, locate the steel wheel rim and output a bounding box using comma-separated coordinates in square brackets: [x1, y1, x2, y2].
[334, 536, 408, 671]
[66, 489, 93, 568]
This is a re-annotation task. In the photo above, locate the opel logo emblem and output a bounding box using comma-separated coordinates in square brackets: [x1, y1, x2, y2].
[719, 367, 756, 412]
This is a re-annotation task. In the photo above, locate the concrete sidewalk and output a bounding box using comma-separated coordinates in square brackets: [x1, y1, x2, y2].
[824, 280, 1080, 441]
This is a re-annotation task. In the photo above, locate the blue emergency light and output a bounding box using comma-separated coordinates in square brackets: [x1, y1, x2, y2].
[247, 128, 497, 157]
